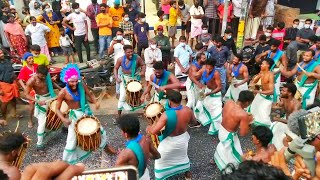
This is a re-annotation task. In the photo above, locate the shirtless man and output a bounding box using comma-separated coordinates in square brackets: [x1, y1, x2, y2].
[115, 114, 161, 179]
[225, 54, 249, 102]
[214, 90, 254, 170]
[281, 49, 320, 109]
[194, 58, 222, 135]
[114, 45, 146, 121]
[25, 65, 59, 152]
[185, 52, 206, 109]
[244, 126, 276, 163]
[0, 132, 26, 180]
[249, 58, 275, 127]
[55, 65, 116, 164]
[140, 61, 180, 105]
[273, 83, 301, 123]
[146, 90, 197, 179]
[256, 39, 288, 102]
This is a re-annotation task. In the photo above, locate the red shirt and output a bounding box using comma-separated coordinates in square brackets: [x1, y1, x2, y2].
[272, 28, 286, 50]
[218, 4, 233, 22]
[18, 64, 38, 82]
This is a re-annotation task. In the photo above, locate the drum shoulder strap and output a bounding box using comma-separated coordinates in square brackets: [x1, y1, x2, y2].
[159, 110, 177, 141]
[126, 142, 145, 178]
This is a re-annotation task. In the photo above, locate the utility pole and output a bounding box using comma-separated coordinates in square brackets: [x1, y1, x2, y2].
[236, 0, 251, 49]
[220, 0, 230, 36]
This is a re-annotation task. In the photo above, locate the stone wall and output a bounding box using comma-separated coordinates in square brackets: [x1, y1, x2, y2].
[274, 4, 300, 27]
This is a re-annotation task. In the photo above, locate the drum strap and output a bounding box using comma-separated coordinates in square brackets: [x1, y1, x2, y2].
[268, 49, 283, 71]
[153, 71, 170, 101]
[46, 73, 56, 98]
[78, 82, 92, 115]
[159, 110, 177, 141]
[127, 139, 145, 178]
[298, 60, 318, 87]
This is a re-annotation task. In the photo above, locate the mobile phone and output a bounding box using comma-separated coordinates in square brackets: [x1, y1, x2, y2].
[72, 165, 138, 180]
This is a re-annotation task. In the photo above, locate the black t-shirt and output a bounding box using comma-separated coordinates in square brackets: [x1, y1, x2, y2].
[0, 58, 14, 84]
[222, 38, 237, 55]
[124, 8, 139, 26]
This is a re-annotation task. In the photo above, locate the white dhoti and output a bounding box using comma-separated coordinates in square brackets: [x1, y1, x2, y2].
[145, 66, 154, 82]
[224, 78, 248, 102]
[140, 168, 150, 180]
[295, 80, 318, 109]
[63, 106, 108, 164]
[248, 93, 273, 127]
[34, 93, 50, 148]
[194, 88, 222, 135]
[174, 63, 189, 76]
[214, 125, 242, 171]
[270, 121, 289, 151]
[151, 91, 167, 107]
[118, 74, 145, 111]
[155, 132, 190, 180]
[185, 77, 199, 109]
[273, 71, 281, 102]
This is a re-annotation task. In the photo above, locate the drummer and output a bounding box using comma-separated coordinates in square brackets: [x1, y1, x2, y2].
[114, 45, 146, 121]
[24, 65, 59, 154]
[140, 61, 181, 107]
[0, 132, 26, 179]
[56, 64, 117, 164]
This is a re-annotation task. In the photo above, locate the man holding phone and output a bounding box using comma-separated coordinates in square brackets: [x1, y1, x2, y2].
[146, 90, 197, 179]
[115, 114, 160, 179]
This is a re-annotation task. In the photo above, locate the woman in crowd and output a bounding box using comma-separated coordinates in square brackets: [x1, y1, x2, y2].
[4, 14, 28, 57]
[39, 4, 61, 56]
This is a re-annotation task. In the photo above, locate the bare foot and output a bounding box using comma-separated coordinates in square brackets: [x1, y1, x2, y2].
[0, 120, 7, 126]
[28, 121, 34, 129]
[104, 145, 117, 155]
[209, 159, 217, 167]
[185, 171, 192, 180]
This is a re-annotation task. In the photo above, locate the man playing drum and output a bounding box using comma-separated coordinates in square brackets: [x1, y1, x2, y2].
[185, 52, 206, 110]
[213, 90, 254, 171]
[194, 58, 222, 135]
[256, 39, 288, 102]
[248, 58, 275, 127]
[224, 54, 249, 102]
[0, 132, 27, 180]
[281, 49, 320, 109]
[146, 90, 197, 180]
[114, 45, 146, 120]
[56, 64, 116, 164]
[115, 114, 161, 179]
[25, 65, 58, 153]
[140, 61, 180, 107]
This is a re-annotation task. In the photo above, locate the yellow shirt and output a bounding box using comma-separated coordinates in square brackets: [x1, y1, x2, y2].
[96, 13, 113, 36]
[109, 7, 124, 28]
[168, 7, 178, 26]
[22, 54, 49, 66]
[154, 20, 169, 36]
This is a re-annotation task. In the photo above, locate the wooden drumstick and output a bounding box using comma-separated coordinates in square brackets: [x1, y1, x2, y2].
[296, 63, 307, 74]
[15, 121, 20, 133]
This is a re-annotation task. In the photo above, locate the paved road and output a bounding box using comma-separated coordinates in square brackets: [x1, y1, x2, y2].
[1, 105, 254, 180]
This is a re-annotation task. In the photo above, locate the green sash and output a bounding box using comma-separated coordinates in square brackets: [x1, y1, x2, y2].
[45, 74, 56, 98]
[130, 54, 138, 78]
[222, 132, 242, 163]
[127, 142, 145, 178]
[159, 110, 177, 141]
[78, 82, 92, 115]
[155, 71, 171, 101]
[268, 49, 283, 71]
[298, 61, 319, 87]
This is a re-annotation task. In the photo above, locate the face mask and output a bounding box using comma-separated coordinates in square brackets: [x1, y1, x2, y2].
[265, 32, 271, 37]
[124, 17, 129, 22]
[180, 42, 185, 46]
[101, 9, 106, 13]
[74, 9, 80, 13]
[32, 22, 37, 26]
[158, 31, 163, 36]
[141, 18, 146, 22]
[150, 44, 157, 49]
[116, 35, 123, 40]
[227, 35, 232, 39]
[33, 54, 39, 57]
[293, 24, 298, 28]
[202, 30, 208, 34]
[304, 24, 311, 29]
[45, 8, 51, 13]
[179, 6, 184, 9]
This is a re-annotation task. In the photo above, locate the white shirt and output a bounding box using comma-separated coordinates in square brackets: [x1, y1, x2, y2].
[190, 5, 204, 25]
[29, 0, 42, 17]
[144, 47, 162, 66]
[110, 39, 131, 63]
[59, 35, 73, 47]
[66, 12, 87, 36]
[232, 0, 243, 17]
[25, 23, 50, 47]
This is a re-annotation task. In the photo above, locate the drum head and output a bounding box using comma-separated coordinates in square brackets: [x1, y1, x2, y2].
[146, 103, 163, 117]
[127, 81, 142, 92]
[77, 118, 99, 135]
[50, 100, 69, 114]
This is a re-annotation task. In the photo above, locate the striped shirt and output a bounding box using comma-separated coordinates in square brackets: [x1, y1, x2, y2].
[120, 21, 134, 42]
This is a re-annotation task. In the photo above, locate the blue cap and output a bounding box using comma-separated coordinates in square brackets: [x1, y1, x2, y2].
[22, 52, 33, 60]
[114, 0, 120, 5]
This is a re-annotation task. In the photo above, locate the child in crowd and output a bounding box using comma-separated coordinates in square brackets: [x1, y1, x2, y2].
[154, 10, 168, 37]
[168, 1, 179, 47]
[59, 28, 75, 64]
[134, 13, 149, 56]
